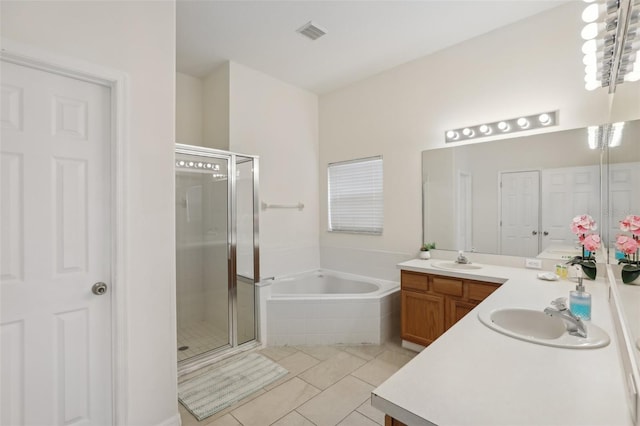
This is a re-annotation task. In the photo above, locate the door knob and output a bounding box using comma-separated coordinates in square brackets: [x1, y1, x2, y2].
[532, 230, 538, 235]
[543, 231, 549, 236]
[92, 282, 108, 295]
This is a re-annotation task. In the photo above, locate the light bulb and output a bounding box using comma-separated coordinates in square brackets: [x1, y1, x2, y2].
[446, 130, 459, 140]
[587, 126, 599, 149]
[584, 71, 600, 83]
[538, 113, 552, 125]
[178, 160, 185, 166]
[583, 52, 598, 66]
[582, 3, 601, 23]
[609, 122, 625, 147]
[624, 70, 640, 81]
[517, 118, 529, 129]
[462, 128, 474, 137]
[497, 121, 510, 132]
[581, 23, 599, 40]
[584, 63, 599, 76]
[585, 80, 602, 90]
[479, 124, 492, 135]
[582, 39, 598, 54]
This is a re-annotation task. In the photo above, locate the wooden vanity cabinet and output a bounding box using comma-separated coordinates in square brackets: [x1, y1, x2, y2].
[401, 270, 499, 346]
[384, 415, 407, 426]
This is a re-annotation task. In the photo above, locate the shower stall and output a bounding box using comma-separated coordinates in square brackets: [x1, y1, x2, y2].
[175, 144, 259, 371]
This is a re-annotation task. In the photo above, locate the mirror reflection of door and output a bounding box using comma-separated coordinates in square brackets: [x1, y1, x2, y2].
[541, 165, 599, 253]
[456, 170, 473, 251]
[499, 170, 540, 257]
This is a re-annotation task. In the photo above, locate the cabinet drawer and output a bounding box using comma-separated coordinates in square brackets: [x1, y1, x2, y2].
[431, 277, 463, 297]
[401, 271, 429, 292]
[468, 282, 499, 301]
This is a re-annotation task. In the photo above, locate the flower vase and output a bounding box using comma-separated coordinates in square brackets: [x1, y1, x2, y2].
[579, 259, 597, 280]
[621, 264, 640, 285]
[568, 255, 597, 280]
[419, 251, 431, 260]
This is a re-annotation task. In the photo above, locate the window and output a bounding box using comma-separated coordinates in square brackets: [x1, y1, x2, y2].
[328, 156, 383, 234]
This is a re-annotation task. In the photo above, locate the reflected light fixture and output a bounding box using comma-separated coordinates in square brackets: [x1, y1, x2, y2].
[175, 159, 221, 171]
[587, 121, 625, 149]
[444, 111, 558, 143]
[581, 0, 640, 92]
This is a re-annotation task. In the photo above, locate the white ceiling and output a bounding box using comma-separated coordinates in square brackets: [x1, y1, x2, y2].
[177, 1, 568, 94]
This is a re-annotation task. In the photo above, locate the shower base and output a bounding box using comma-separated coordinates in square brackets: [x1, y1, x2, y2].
[177, 320, 228, 362]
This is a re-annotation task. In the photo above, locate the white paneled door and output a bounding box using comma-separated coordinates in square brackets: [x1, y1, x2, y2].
[541, 165, 600, 251]
[1, 60, 112, 425]
[499, 171, 540, 257]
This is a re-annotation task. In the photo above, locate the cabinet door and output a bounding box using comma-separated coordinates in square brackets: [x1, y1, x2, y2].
[401, 290, 445, 346]
[447, 299, 477, 330]
[385, 415, 408, 426]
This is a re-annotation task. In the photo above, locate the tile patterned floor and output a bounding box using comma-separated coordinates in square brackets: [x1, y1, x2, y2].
[177, 320, 229, 362]
[178, 338, 417, 426]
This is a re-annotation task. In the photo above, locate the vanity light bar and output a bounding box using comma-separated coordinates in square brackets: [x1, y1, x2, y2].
[444, 111, 558, 143]
[582, 0, 640, 92]
[587, 121, 625, 149]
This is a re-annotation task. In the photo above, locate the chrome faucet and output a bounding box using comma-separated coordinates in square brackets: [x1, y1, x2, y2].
[455, 251, 470, 264]
[544, 297, 587, 338]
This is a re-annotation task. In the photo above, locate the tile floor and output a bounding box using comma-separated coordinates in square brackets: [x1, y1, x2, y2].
[178, 337, 417, 426]
[177, 320, 229, 362]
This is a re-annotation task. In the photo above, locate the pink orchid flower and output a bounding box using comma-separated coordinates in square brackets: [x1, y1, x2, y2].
[616, 234, 640, 255]
[570, 214, 597, 235]
[582, 234, 601, 252]
[620, 215, 640, 237]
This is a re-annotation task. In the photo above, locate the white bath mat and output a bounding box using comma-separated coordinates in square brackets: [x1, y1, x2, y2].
[178, 352, 288, 421]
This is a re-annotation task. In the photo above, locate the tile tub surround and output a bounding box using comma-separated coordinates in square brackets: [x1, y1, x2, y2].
[372, 260, 632, 426]
[178, 339, 417, 426]
[262, 270, 400, 346]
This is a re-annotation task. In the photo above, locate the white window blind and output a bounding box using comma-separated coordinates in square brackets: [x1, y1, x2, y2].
[328, 156, 383, 234]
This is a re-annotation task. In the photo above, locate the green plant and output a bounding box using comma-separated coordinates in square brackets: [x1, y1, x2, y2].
[421, 242, 436, 251]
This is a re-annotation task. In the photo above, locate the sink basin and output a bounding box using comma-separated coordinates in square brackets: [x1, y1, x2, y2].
[478, 308, 610, 349]
[432, 261, 483, 271]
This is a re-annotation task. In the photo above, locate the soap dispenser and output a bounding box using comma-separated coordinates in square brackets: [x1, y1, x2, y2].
[570, 267, 591, 320]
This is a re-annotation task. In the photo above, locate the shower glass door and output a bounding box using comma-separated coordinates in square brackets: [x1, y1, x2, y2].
[235, 156, 258, 345]
[175, 153, 230, 361]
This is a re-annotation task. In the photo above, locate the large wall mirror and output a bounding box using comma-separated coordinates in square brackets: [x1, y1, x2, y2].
[422, 119, 640, 263]
[607, 118, 640, 385]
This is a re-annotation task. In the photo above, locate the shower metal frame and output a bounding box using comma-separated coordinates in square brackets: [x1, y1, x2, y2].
[175, 143, 260, 375]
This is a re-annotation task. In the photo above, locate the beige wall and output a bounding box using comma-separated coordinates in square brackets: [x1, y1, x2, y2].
[176, 72, 204, 146]
[203, 63, 230, 150]
[229, 62, 320, 278]
[1, 1, 178, 425]
[319, 2, 640, 261]
[176, 61, 320, 278]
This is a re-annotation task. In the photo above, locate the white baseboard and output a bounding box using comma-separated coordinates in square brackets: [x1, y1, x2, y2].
[155, 413, 182, 426]
[401, 339, 425, 353]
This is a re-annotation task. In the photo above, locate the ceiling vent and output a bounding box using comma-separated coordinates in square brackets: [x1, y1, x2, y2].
[297, 21, 327, 41]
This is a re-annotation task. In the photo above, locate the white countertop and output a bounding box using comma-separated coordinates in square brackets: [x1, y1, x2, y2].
[372, 259, 632, 426]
